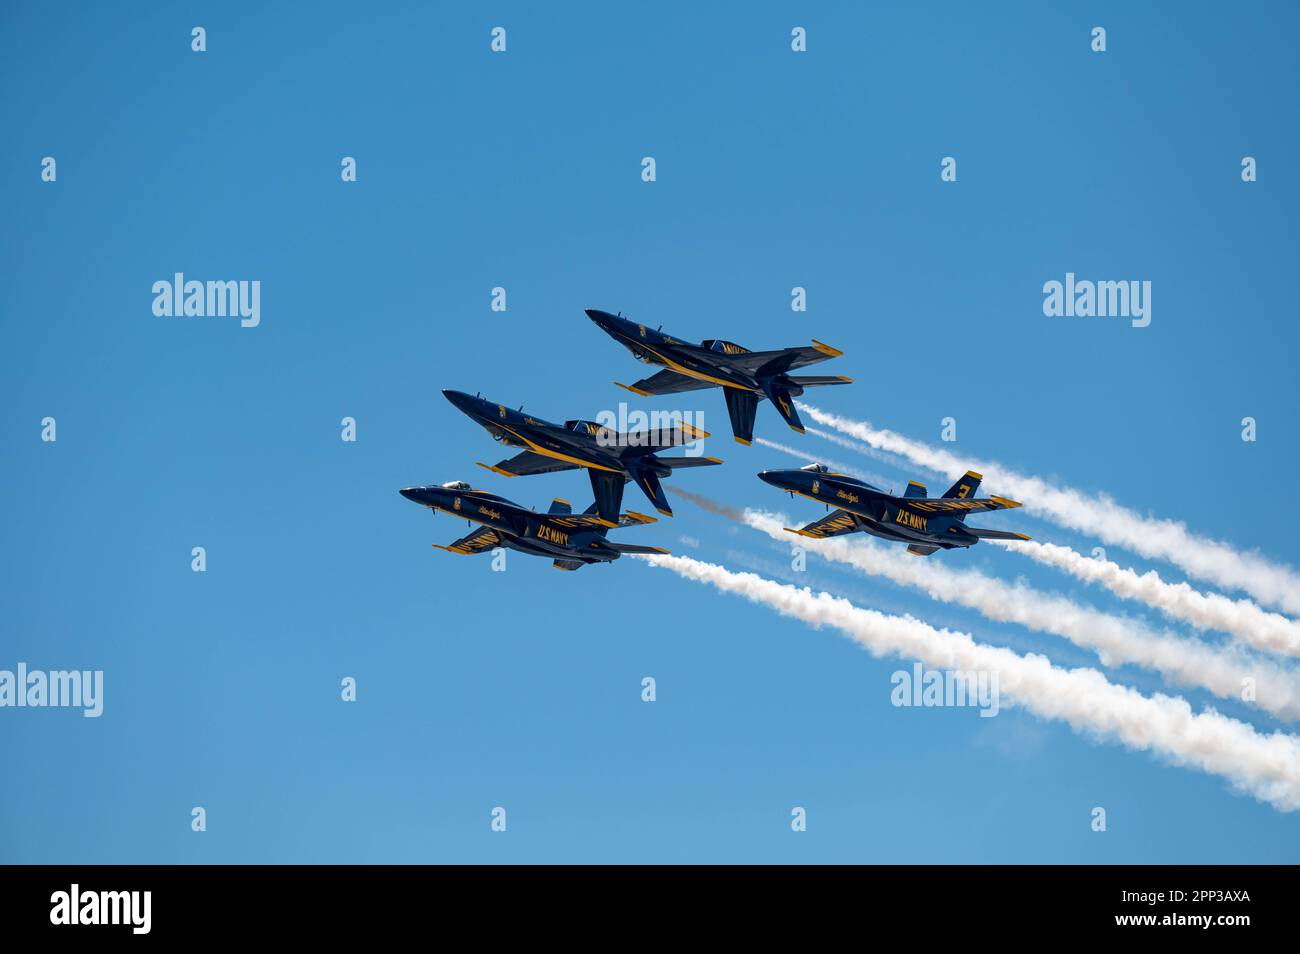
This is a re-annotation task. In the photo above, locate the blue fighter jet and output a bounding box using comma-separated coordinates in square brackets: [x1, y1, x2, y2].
[586, 308, 852, 444]
[400, 482, 667, 571]
[759, 463, 1029, 556]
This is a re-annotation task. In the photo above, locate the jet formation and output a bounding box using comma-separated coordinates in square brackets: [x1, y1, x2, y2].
[404, 309, 1026, 569]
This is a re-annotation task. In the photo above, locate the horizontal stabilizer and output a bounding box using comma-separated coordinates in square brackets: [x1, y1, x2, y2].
[602, 542, 670, 555]
[964, 527, 1032, 542]
[656, 455, 724, 469]
[617, 419, 713, 457]
[787, 375, 853, 387]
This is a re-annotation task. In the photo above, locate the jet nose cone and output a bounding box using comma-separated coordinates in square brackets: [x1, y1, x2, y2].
[757, 470, 778, 485]
[442, 389, 475, 413]
[399, 487, 421, 502]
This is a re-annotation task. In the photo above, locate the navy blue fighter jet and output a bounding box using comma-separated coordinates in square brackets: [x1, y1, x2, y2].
[442, 389, 721, 523]
[586, 309, 852, 444]
[400, 482, 667, 571]
[759, 463, 1029, 556]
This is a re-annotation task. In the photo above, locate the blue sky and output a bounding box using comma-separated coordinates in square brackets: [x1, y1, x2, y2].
[2, 1, 1298, 862]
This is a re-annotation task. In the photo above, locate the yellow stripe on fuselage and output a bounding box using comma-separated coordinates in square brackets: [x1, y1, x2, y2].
[498, 423, 623, 473]
[633, 340, 761, 392]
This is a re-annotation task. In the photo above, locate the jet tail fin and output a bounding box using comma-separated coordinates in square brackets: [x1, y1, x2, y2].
[588, 470, 626, 525]
[942, 470, 983, 523]
[547, 498, 573, 515]
[760, 379, 805, 434]
[902, 480, 928, 500]
[629, 467, 673, 517]
[723, 390, 760, 445]
[906, 544, 941, 556]
[552, 559, 586, 571]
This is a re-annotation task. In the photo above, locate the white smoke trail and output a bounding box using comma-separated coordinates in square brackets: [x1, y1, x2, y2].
[997, 539, 1300, 659]
[637, 552, 1300, 812]
[745, 511, 1300, 721]
[753, 437, 894, 489]
[799, 402, 1300, 617]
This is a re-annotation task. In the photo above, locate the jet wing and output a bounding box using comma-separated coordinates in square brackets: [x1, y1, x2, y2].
[433, 526, 503, 555]
[478, 450, 580, 478]
[725, 341, 845, 375]
[906, 496, 1022, 515]
[547, 510, 657, 530]
[784, 508, 864, 540]
[615, 420, 713, 456]
[616, 368, 714, 396]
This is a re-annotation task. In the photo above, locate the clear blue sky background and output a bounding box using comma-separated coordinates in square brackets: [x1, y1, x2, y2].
[2, 1, 1298, 863]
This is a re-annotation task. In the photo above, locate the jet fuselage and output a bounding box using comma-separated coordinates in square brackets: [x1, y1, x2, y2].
[757, 468, 981, 549]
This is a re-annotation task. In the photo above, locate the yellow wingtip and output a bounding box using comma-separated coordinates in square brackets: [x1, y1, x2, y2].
[615, 382, 652, 396]
[476, 462, 518, 477]
[810, 339, 844, 357]
[677, 420, 711, 440]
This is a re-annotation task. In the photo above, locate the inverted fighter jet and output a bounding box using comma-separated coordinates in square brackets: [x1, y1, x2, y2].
[399, 482, 668, 571]
[442, 389, 720, 523]
[758, 463, 1029, 556]
[585, 308, 852, 444]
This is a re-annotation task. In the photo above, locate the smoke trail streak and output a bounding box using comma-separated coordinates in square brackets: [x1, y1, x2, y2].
[637, 553, 1300, 812]
[753, 437, 895, 489]
[997, 539, 1300, 659]
[799, 402, 1300, 617]
[745, 511, 1300, 721]
[669, 486, 746, 521]
[804, 425, 909, 470]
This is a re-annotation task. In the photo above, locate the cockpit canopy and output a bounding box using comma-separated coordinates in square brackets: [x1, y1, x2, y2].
[799, 463, 830, 474]
[439, 480, 472, 491]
